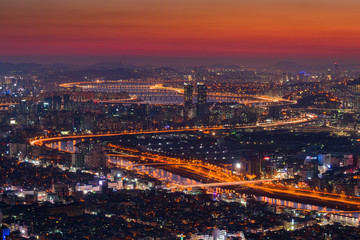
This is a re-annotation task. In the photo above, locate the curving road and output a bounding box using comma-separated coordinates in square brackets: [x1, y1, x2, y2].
[30, 116, 316, 146]
[59, 81, 295, 105]
[174, 179, 277, 188]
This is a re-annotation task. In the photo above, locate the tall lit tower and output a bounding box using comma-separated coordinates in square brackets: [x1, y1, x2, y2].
[197, 82, 207, 106]
[184, 83, 193, 107]
[196, 82, 208, 123]
[327, 69, 332, 81]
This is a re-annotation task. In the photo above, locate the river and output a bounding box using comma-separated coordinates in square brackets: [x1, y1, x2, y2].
[46, 139, 360, 222]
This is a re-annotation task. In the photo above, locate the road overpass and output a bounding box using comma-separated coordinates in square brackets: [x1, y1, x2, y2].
[30, 116, 316, 146]
[174, 179, 277, 188]
[31, 113, 360, 212]
[29, 126, 224, 145]
[59, 81, 296, 105]
[130, 163, 189, 167]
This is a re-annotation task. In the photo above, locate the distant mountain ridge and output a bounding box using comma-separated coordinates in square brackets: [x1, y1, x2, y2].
[0, 61, 81, 74]
[267, 61, 312, 72]
[1, 60, 359, 75]
[0, 62, 43, 74]
[88, 62, 141, 70]
[269, 61, 360, 73]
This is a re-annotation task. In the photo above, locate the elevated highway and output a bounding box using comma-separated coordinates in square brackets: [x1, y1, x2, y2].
[59, 81, 295, 105]
[174, 179, 277, 188]
[30, 116, 316, 146]
[29, 113, 360, 212]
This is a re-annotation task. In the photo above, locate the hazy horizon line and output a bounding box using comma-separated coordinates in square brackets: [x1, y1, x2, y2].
[1, 55, 359, 68]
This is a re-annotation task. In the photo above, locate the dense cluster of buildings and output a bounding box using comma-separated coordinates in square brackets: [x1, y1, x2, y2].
[1, 62, 360, 239]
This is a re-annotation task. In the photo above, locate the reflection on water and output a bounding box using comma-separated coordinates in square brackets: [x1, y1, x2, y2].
[257, 196, 360, 216]
[47, 140, 200, 186]
[258, 196, 339, 212]
[46, 140, 360, 219]
[109, 156, 200, 186]
[47, 140, 80, 153]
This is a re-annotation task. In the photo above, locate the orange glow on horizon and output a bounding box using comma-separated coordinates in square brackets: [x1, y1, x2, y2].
[2, 0, 360, 60]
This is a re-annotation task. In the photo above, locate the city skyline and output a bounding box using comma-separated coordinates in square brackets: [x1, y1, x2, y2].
[2, 1, 360, 239]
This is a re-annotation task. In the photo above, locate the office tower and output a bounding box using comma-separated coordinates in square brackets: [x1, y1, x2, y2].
[84, 143, 107, 170]
[63, 94, 70, 111]
[73, 142, 106, 170]
[36, 102, 45, 116]
[196, 82, 209, 123]
[327, 69, 332, 81]
[19, 99, 28, 114]
[71, 152, 85, 169]
[197, 82, 207, 105]
[53, 96, 62, 111]
[238, 151, 261, 177]
[43, 97, 53, 112]
[184, 83, 193, 107]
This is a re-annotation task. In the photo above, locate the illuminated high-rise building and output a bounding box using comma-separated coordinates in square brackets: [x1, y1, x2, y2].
[327, 69, 332, 81]
[63, 94, 70, 111]
[53, 96, 62, 111]
[197, 82, 207, 105]
[184, 83, 193, 107]
[196, 82, 208, 122]
[43, 97, 53, 113]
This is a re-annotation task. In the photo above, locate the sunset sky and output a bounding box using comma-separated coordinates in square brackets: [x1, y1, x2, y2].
[1, 0, 360, 65]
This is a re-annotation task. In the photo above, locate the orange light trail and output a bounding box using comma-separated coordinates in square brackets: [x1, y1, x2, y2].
[247, 184, 360, 210]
